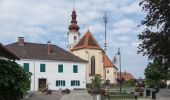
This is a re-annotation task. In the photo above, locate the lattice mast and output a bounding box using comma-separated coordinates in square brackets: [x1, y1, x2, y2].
[103, 12, 108, 52]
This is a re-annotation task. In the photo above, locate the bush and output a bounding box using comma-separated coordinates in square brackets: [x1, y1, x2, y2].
[86, 83, 92, 89]
[159, 82, 167, 88]
[61, 89, 70, 94]
[168, 84, 170, 89]
[105, 80, 110, 86]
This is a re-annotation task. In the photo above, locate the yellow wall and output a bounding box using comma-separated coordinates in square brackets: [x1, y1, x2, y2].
[72, 49, 105, 83]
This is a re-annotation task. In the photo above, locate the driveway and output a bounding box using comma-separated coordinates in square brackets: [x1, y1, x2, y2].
[22, 91, 62, 100]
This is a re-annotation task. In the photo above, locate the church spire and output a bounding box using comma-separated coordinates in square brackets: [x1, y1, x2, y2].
[69, 9, 79, 31]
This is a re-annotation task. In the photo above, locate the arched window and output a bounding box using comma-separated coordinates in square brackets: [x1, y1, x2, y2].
[91, 56, 95, 75]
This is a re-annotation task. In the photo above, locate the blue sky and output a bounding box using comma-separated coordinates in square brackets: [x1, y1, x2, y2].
[0, 0, 148, 78]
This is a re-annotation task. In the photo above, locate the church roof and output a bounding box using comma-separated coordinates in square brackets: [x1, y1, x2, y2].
[71, 30, 102, 51]
[103, 53, 117, 69]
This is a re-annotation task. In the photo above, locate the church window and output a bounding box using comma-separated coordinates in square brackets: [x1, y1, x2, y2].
[91, 56, 95, 75]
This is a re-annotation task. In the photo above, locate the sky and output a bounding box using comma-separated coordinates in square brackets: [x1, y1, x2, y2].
[0, 0, 148, 78]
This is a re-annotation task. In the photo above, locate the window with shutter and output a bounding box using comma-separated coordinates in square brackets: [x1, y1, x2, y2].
[40, 64, 45, 72]
[56, 80, 65, 86]
[71, 80, 80, 86]
[23, 63, 29, 72]
[58, 64, 63, 73]
[73, 65, 78, 73]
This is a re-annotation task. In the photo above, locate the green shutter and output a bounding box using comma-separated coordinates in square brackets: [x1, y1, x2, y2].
[58, 64, 63, 73]
[73, 65, 78, 73]
[63, 81, 65, 86]
[78, 81, 80, 86]
[71, 81, 73, 86]
[23, 63, 29, 72]
[40, 64, 45, 72]
[56, 81, 58, 86]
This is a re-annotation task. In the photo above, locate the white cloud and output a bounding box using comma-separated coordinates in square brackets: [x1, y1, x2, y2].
[0, 0, 147, 78]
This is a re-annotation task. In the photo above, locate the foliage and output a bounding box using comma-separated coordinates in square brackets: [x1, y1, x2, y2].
[88, 74, 105, 95]
[159, 82, 167, 88]
[138, 0, 170, 73]
[144, 62, 166, 88]
[91, 74, 102, 89]
[0, 59, 31, 94]
[124, 79, 136, 86]
[86, 83, 93, 89]
[61, 89, 70, 94]
[105, 80, 110, 86]
[116, 78, 125, 84]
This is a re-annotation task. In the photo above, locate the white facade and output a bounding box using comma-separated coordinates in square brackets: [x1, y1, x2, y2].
[17, 59, 86, 91]
[105, 67, 117, 83]
[68, 31, 80, 51]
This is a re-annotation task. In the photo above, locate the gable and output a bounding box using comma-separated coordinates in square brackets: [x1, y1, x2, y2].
[72, 30, 102, 51]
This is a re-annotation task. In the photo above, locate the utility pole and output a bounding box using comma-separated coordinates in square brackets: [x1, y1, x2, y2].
[117, 48, 122, 93]
[103, 12, 108, 52]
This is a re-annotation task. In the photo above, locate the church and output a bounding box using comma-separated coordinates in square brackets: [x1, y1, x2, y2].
[67, 9, 118, 83]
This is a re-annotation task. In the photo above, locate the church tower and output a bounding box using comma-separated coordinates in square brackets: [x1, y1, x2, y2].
[67, 9, 80, 51]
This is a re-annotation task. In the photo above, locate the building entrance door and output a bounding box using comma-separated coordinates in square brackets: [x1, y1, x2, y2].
[38, 79, 47, 91]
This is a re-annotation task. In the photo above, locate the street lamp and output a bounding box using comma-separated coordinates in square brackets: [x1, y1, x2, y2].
[113, 48, 122, 93]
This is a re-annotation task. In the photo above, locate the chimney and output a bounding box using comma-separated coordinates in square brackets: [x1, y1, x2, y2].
[18, 37, 24, 46]
[47, 41, 51, 55]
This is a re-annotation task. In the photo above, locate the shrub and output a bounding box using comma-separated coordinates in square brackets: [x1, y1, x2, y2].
[105, 80, 110, 86]
[61, 89, 70, 94]
[159, 82, 167, 88]
[86, 83, 92, 89]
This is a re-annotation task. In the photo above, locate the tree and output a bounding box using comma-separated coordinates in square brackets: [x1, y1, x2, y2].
[0, 59, 31, 98]
[91, 74, 102, 89]
[138, 0, 170, 72]
[144, 62, 166, 88]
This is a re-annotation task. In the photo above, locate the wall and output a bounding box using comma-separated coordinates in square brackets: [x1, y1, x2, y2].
[105, 67, 117, 83]
[68, 31, 80, 50]
[72, 49, 104, 83]
[17, 59, 86, 91]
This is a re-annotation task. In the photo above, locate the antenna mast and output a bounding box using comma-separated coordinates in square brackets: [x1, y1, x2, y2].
[103, 12, 108, 52]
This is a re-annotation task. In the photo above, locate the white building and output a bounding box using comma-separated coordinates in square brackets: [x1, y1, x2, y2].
[6, 37, 87, 91]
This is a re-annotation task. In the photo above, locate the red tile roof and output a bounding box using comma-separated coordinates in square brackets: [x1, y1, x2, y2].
[103, 53, 117, 69]
[117, 72, 135, 81]
[71, 30, 102, 51]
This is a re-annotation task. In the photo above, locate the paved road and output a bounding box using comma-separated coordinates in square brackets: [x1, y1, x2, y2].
[22, 91, 62, 100]
[22, 89, 170, 100]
